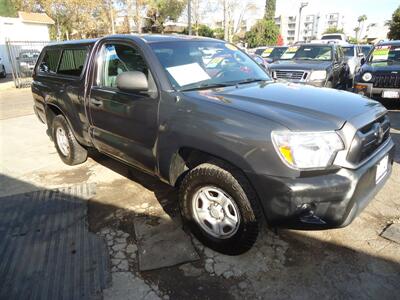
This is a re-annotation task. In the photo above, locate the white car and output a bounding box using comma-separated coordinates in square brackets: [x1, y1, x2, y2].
[342, 45, 364, 80]
[321, 33, 347, 42]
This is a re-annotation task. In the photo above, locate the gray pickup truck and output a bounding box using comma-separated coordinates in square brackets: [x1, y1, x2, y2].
[32, 35, 394, 255]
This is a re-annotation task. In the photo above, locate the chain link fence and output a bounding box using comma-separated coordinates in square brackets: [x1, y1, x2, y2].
[5, 40, 49, 88]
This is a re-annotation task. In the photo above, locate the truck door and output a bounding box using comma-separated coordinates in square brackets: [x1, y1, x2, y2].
[88, 41, 159, 173]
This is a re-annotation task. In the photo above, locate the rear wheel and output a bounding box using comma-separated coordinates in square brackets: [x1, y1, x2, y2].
[52, 115, 87, 165]
[179, 163, 261, 255]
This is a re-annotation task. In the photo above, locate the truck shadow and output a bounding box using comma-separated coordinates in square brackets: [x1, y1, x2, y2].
[0, 171, 399, 299]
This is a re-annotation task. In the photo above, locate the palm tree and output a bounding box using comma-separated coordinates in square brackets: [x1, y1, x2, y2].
[354, 27, 360, 43]
[357, 15, 367, 41]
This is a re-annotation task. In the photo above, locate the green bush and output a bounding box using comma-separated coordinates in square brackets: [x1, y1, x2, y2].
[244, 18, 279, 48]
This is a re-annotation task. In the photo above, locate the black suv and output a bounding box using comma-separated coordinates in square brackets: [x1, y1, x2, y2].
[354, 41, 400, 100]
[269, 43, 349, 88]
[32, 35, 394, 255]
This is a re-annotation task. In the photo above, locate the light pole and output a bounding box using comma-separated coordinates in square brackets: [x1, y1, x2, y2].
[188, 0, 192, 35]
[297, 2, 308, 42]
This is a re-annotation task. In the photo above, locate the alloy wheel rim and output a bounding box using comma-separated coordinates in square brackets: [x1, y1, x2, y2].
[192, 186, 240, 239]
[56, 127, 70, 156]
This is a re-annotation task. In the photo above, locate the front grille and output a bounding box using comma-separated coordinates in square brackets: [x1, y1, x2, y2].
[274, 70, 308, 81]
[373, 73, 400, 88]
[347, 114, 391, 164]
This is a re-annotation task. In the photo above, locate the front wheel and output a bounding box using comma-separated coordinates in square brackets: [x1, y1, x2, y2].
[179, 163, 261, 255]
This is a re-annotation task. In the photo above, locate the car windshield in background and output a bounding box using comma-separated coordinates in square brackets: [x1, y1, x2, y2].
[279, 46, 300, 60]
[262, 47, 288, 59]
[292, 45, 332, 61]
[361, 45, 372, 57]
[342, 46, 354, 58]
[369, 45, 400, 63]
[321, 35, 342, 40]
[255, 48, 266, 56]
[150, 41, 270, 90]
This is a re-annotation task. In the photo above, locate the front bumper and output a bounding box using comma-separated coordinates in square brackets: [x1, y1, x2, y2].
[354, 82, 400, 99]
[248, 137, 395, 229]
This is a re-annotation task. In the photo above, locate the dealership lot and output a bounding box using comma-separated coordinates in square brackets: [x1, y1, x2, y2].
[0, 88, 399, 299]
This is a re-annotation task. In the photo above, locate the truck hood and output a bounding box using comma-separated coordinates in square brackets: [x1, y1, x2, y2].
[360, 61, 400, 73]
[269, 60, 332, 71]
[184, 81, 383, 131]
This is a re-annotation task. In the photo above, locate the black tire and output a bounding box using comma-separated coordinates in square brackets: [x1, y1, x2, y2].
[52, 115, 87, 165]
[179, 162, 261, 255]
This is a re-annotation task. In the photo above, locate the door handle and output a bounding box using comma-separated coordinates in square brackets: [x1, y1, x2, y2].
[90, 98, 102, 106]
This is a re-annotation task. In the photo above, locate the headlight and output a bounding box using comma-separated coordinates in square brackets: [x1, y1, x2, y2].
[309, 70, 327, 81]
[20, 62, 28, 66]
[271, 131, 344, 169]
[362, 72, 372, 82]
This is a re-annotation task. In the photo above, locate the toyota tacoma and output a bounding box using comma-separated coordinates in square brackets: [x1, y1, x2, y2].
[32, 35, 394, 255]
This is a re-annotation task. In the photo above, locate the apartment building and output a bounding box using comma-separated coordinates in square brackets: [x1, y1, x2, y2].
[302, 14, 320, 42]
[276, 12, 346, 44]
[275, 15, 297, 44]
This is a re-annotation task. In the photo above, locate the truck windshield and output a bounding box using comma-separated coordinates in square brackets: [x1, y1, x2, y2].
[342, 46, 354, 58]
[150, 41, 271, 91]
[369, 45, 400, 63]
[292, 45, 332, 61]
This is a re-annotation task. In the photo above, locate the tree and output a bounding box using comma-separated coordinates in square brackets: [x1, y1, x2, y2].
[0, 0, 17, 16]
[353, 26, 360, 43]
[323, 27, 344, 34]
[213, 27, 224, 40]
[357, 14, 367, 41]
[264, 0, 276, 20]
[387, 5, 400, 40]
[244, 18, 279, 47]
[277, 34, 283, 46]
[145, 0, 186, 33]
[183, 24, 214, 37]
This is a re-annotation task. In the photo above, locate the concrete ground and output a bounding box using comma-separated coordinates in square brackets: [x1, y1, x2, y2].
[0, 87, 399, 299]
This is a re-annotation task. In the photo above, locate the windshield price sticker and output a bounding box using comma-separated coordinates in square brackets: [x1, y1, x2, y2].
[262, 48, 273, 56]
[207, 57, 224, 68]
[281, 47, 299, 59]
[166, 63, 210, 86]
[372, 46, 390, 60]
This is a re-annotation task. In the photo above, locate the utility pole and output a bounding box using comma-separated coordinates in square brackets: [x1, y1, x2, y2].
[223, 0, 228, 41]
[188, 0, 192, 35]
[297, 2, 308, 42]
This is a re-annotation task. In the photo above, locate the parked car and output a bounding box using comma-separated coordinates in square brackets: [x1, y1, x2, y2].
[17, 49, 40, 76]
[354, 40, 400, 100]
[359, 44, 372, 58]
[342, 44, 364, 84]
[0, 57, 6, 78]
[32, 35, 394, 255]
[259, 46, 288, 63]
[269, 43, 349, 88]
[321, 33, 347, 42]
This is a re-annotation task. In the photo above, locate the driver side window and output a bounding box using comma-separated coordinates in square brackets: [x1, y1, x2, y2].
[99, 44, 148, 89]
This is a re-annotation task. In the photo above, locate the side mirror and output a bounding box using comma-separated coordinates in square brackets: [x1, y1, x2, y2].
[116, 71, 148, 92]
[360, 57, 366, 65]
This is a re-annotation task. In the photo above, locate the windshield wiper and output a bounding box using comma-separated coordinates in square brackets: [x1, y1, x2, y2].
[180, 82, 232, 92]
[234, 78, 266, 85]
